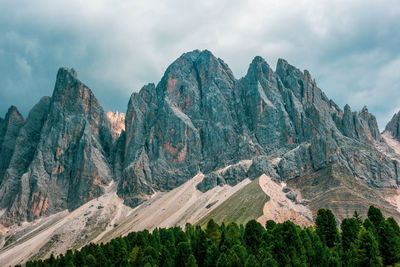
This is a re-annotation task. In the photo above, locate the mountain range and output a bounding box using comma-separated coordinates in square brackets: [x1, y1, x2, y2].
[1, 50, 400, 265]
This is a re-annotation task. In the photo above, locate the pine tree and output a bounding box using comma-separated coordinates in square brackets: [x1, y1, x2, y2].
[176, 242, 195, 267]
[159, 245, 175, 267]
[129, 245, 143, 266]
[363, 217, 376, 236]
[204, 240, 220, 267]
[244, 220, 264, 253]
[379, 220, 400, 266]
[367, 206, 385, 232]
[316, 208, 339, 247]
[265, 220, 276, 231]
[205, 219, 221, 244]
[244, 254, 260, 267]
[356, 228, 382, 267]
[352, 210, 363, 226]
[85, 254, 97, 267]
[341, 218, 361, 250]
[230, 244, 248, 266]
[186, 254, 198, 267]
[387, 217, 400, 235]
[270, 221, 307, 266]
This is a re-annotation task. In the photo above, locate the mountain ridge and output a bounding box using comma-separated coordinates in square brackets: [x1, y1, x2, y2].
[1, 50, 399, 223]
[1, 50, 400, 264]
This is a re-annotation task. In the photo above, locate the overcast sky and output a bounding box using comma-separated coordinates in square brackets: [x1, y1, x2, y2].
[0, 0, 399, 130]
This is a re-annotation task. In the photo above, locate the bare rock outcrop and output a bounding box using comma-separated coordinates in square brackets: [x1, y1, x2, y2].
[1, 50, 399, 226]
[0, 68, 114, 225]
[118, 50, 399, 206]
[384, 110, 400, 141]
[106, 111, 125, 139]
[0, 106, 24, 185]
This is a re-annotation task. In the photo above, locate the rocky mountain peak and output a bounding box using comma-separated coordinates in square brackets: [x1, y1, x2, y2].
[0, 50, 399, 229]
[4, 105, 24, 125]
[384, 110, 400, 141]
[0, 105, 24, 185]
[344, 104, 352, 112]
[52, 67, 98, 110]
[245, 56, 273, 81]
[0, 66, 114, 225]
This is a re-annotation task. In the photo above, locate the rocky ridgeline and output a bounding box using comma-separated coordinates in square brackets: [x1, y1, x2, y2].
[0, 68, 113, 225]
[384, 111, 400, 141]
[0, 50, 399, 225]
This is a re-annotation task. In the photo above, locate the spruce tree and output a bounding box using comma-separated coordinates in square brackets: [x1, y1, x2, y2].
[244, 220, 264, 253]
[244, 254, 260, 267]
[341, 218, 361, 250]
[367, 206, 385, 232]
[205, 219, 221, 244]
[379, 220, 400, 266]
[352, 210, 363, 226]
[316, 208, 339, 247]
[356, 228, 382, 267]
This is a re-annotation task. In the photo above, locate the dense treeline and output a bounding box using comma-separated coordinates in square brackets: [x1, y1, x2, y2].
[22, 206, 400, 267]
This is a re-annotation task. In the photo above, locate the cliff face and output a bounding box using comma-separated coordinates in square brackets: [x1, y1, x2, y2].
[384, 111, 400, 141]
[118, 50, 398, 205]
[0, 68, 114, 225]
[0, 106, 24, 186]
[0, 50, 399, 226]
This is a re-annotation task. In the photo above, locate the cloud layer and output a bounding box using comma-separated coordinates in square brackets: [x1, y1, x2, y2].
[1, 0, 399, 129]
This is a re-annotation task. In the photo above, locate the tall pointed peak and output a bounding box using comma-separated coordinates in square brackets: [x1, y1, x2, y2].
[57, 67, 78, 80]
[52, 67, 83, 99]
[245, 55, 272, 81]
[5, 105, 24, 123]
[360, 105, 369, 113]
[344, 104, 352, 112]
[160, 49, 233, 94]
[276, 58, 289, 72]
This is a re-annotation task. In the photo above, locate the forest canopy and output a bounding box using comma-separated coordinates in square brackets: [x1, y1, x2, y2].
[23, 206, 400, 267]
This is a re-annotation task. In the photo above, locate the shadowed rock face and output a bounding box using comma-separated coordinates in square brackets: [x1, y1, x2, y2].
[0, 50, 399, 225]
[384, 111, 400, 141]
[0, 68, 113, 225]
[118, 50, 399, 205]
[0, 106, 24, 185]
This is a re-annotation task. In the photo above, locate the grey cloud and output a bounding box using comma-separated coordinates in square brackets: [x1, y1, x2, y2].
[0, 0, 399, 131]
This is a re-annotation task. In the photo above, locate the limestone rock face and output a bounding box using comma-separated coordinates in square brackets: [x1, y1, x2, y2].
[118, 50, 399, 206]
[384, 111, 400, 141]
[0, 106, 24, 185]
[118, 50, 253, 206]
[106, 111, 125, 139]
[1, 50, 399, 225]
[0, 68, 113, 225]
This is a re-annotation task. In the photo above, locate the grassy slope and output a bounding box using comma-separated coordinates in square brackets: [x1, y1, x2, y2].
[198, 178, 269, 227]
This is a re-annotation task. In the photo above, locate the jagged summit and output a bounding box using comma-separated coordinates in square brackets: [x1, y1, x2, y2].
[57, 67, 78, 79]
[0, 65, 113, 225]
[1, 50, 400, 264]
[0, 50, 398, 227]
